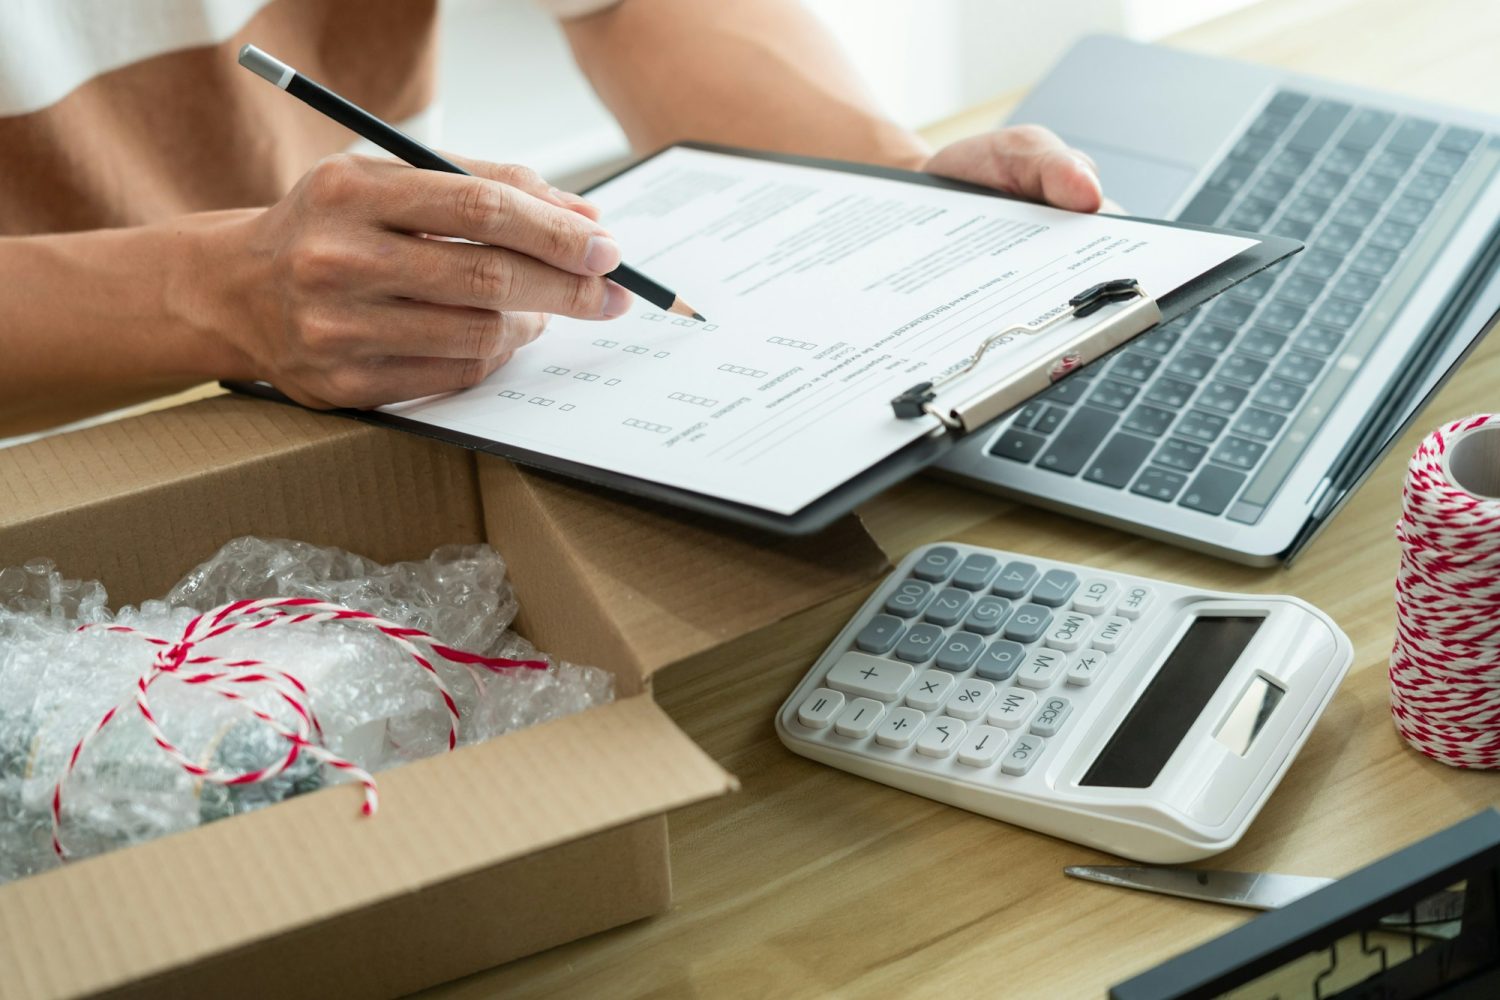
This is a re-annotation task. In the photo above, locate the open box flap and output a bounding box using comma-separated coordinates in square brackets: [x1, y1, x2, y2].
[0, 694, 734, 999]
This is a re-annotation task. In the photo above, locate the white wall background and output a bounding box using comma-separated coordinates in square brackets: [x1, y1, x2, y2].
[438, 0, 1261, 184]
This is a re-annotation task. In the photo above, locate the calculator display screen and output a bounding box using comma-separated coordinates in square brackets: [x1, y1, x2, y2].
[1079, 616, 1263, 788]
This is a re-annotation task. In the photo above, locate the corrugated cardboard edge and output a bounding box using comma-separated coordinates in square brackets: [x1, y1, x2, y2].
[478, 456, 892, 686]
[0, 696, 736, 1000]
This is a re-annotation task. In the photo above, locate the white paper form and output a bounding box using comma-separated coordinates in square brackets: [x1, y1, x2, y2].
[384, 147, 1255, 515]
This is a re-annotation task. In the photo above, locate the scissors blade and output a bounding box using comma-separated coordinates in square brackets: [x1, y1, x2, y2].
[1064, 865, 1333, 911]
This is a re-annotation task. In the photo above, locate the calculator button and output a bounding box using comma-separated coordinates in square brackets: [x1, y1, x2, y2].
[1044, 611, 1094, 652]
[917, 716, 967, 758]
[957, 726, 1008, 767]
[912, 546, 961, 582]
[935, 630, 985, 671]
[854, 614, 905, 654]
[1116, 586, 1154, 619]
[924, 587, 973, 627]
[894, 623, 945, 663]
[951, 553, 1000, 591]
[797, 688, 844, 729]
[1017, 648, 1068, 689]
[1031, 569, 1080, 607]
[986, 689, 1037, 729]
[1066, 650, 1109, 687]
[1072, 579, 1117, 615]
[834, 697, 885, 739]
[945, 679, 996, 720]
[885, 580, 934, 618]
[993, 561, 1040, 598]
[906, 670, 955, 712]
[963, 596, 1012, 635]
[974, 639, 1026, 681]
[1003, 603, 1052, 643]
[1030, 696, 1073, 737]
[1092, 617, 1131, 652]
[1001, 734, 1048, 776]
[875, 707, 926, 748]
[826, 653, 915, 702]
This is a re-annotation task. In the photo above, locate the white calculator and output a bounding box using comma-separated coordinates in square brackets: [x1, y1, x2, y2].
[775, 543, 1353, 862]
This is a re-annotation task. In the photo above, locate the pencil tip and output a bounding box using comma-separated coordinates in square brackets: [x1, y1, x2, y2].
[692, 312, 706, 322]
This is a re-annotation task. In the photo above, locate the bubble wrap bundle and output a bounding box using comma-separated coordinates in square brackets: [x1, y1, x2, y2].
[0, 539, 613, 884]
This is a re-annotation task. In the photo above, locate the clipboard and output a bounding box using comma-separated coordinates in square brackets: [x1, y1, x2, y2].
[228, 143, 1301, 535]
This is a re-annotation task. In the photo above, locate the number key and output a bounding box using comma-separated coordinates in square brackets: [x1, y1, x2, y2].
[855, 614, 904, 654]
[894, 622, 945, 663]
[913, 545, 961, 582]
[935, 631, 985, 672]
[885, 579, 933, 618]
[993, 560, 1039, 598]
[963, 596, 1012, 635]
[952, 553, 999, 590]
[975, 639, 1026, 681]
[924, 587, 972, 627]
[1031, 569, 1079, 607]
[1003, 603, 1052, 643]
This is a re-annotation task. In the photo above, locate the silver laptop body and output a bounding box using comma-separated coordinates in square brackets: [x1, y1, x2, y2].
[934, 35, 1500, 565]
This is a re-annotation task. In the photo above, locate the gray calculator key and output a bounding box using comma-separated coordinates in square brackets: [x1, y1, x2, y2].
[1001, 734, 1048, 776]
[963, 596, 1012, 635]
[1030, 696, 1073, 737]
[884, 579, 933, 618]
[993, 561, 1039, 598]
[952, 553, 999, 591]
[894, 622, 945, 663]
[1030, 570, 1079, 607]
[1003, 603, 1052, 643]
[935, 631, 985, 672]
[924, 587, 973, 627]
[854, 614, 904, 655]
[912, 545, 961, 582]
[975, 639, 1026, 681]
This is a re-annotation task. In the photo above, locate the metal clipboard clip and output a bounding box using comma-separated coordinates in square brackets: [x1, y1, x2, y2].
[889, 278, 1161, 433]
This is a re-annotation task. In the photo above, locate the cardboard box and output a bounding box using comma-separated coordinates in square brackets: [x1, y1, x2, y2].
[0, 397, 888, 999]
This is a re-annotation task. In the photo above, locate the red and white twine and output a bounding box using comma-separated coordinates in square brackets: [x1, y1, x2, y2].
[51, 596, 546, 859]
[1390, 413, 1500, 768]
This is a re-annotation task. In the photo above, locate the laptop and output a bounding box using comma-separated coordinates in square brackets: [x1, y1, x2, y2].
[934, 35, 1500, 565]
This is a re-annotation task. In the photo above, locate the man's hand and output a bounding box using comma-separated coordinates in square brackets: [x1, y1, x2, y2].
[923, 125, 1107, 213]
[211, 154, 626, 410]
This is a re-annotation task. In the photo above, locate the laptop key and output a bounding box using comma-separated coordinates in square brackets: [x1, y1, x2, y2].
[1259, 301, 1306, 333]
[1319, 223, 1362, 254]
[1267, 91, 1310, 116]
[1353, 173, 1398, 201]
[1042, 376, 1090, 404]
[1084, 433, 1155, 488]
[1227, 200, 1275, 230]
[1371, 221, 1416, 250]
[1110, 353, 1161, 383]
[991, 429, 1046, 463]
[1179, 465, 1248, 516]
[1130, 467, 1188, 503]
[1178, 189, 1232, 225]
[1177, 410, 1228, 443]
[1422, 149, 1468, 177]
[1089, 379, 1139, 412]
[1124, 404, 1175, 437]
[1407, 171, 1451, 201]
[1274, 352, 1325, 385]
[1189, 324, 1236, 355]
[1279, 276, 1323, 306]
[1211, 436, 1267, 472]
[1296, 251, 1342, 281]
[1271, 218, 1313, 241]
[1254, 378, 1305, 412]
[1304, 170, 1346, 201]
[1287, 100, 1350, 153]
[1387, 117, 1439, 154]
[1037, 407, 1118, 476]
[1333, 272, 1381, 301]
[1324, 146, 1365, 174]
[1209, 298, 1254, 327]
[1233, 407, 1286, 442]
[1155, 438, 1207, 472]
[1270, 149, 1313, 178]
[1145, 377, 1196, 410]
[1034, 405, 1068, 434]
[1219, 354, 1269, 386]
[1133, 323, 1184, 356]
[1295, 326, 1345, 357]
[1229, 134, 1273, 162]
[1314, 299, 1364, 330]
[1198, 382, 1249, 416]
[1338, 108, 1394, 151]
[1207, 159, 1255, 194]
[1284, 195, 1331, 225]
[1167, 350, 1216, 381]
[1368, 151, 1413, 180]
[1438, 126, 1482, 153]
[1351, 245, 1400, 277]
[1249, 113, 1294, 140]
[1335, 198, 1380, 228]
[1250, 173, 1294, 202]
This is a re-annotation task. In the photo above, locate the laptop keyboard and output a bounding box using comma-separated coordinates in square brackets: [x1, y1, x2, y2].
[989, 90, 1493, 523]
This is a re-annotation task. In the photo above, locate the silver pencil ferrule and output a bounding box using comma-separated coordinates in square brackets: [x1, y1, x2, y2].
[238, 45, 294, 90]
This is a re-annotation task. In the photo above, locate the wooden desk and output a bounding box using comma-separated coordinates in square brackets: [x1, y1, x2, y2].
[438, 0, 1500, 995]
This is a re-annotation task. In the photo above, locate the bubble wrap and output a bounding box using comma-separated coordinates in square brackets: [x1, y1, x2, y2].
[0, 540, 613, 884]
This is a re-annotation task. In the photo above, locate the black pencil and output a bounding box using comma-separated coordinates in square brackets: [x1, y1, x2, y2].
[238, 45, 705, 321]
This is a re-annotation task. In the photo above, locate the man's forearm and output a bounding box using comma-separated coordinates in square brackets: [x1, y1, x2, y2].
[563, 0, 931, 168]
[0, 213, 252, 437]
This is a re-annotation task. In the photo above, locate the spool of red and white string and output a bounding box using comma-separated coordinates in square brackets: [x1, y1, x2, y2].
[1390, 413, 1500, 768]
